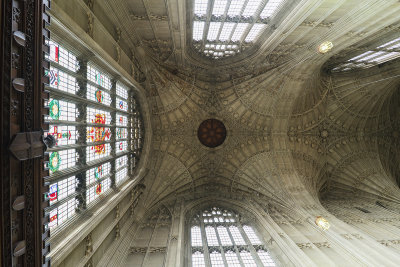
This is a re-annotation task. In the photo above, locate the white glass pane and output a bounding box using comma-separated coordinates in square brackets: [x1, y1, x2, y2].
[194, 0, 208, 16]
[219, 23, 235, 41]
[260, 0, 284, 18]
[229, 226, 246, 245]
[362, 51, 386, 62]
[227, 0, 246, 16]
[245, 24, 265, 42]
[115, 167, 128, 184]
[205, 226, 219, 246]
[240, 251, 257, 267]
[217, 226, 232, 246]
[243, 225, 262, 245]
[191, 226, 203, 246]
[242, 0, 262, 17]
[116, 83, 129, 99]
[378, 37, 400, 49]
[349, 51, 374, 62]
[193, 21, 205, 41]
[225, 251, 241, 266]
[373, 52, 400, 63]
[207, 22, 221, 41]
[192, 251, 206, 267]
[212, 0, 228, 16]
[231, 23, 248, 41]
[258, 250, 276, 267]
[210, 251, 224, 267]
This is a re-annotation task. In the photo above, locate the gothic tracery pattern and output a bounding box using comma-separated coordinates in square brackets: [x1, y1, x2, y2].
[190, 207, 276, 266]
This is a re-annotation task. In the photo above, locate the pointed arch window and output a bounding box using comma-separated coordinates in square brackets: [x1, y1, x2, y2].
[190, 206, 277, 266]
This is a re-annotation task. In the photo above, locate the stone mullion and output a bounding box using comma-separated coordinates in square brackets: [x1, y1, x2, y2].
[127, 89, 133, 176]
[237, 223, 264, 267]
[131, 97, 140, 173]
[76, 58, 88, 211]
[110, 79, 117, 189]
[226, 224, 246, 267]
[200, 214, 213, 267]
[141, 208, 162, 266]
[214, 224, 229, 267]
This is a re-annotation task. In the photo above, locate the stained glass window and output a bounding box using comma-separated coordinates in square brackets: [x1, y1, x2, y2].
[46, 40, 79, 72]
[87, 64, 112, 89]
[190, 207, 277, 266]
[87, 84, 112, 105]
[47, 176, 77, 205]
[45, 38, 144, 233]
[116, 127, 128, 140]
[48, 150, 78, 175]
[116, 97, 128, 112]
[116, 114, 128, 127]
[116, 155, 128, 170]
[86, 163, 112, 185]
[86, 178, 111, 204]
[87, 143, 111, 162]
[116, 141, 128, 153]
[46, 99, 78, 122]
[46, 67, 79, 94]
[87, 107, 112, 125]
[48, 125, 78, 146]
[48, 199, 78, 229]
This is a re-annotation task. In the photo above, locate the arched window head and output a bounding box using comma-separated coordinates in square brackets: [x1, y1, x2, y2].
[189, 206, 277, 266]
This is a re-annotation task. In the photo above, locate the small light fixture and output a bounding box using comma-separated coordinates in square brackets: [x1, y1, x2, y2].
[315, 216, 330, 230]
[318, 41, 333, 54]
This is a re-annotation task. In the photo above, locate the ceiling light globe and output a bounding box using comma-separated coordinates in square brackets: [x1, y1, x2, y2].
[318, 41, 333, 54]
[315, 216, 330, 230]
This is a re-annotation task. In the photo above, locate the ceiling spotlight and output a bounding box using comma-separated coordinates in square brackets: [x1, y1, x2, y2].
[315, 216, 330, 230]
[318, 41, 333, 54]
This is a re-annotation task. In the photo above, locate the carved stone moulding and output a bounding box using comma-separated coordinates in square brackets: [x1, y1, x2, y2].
[197, 119, 227, 148]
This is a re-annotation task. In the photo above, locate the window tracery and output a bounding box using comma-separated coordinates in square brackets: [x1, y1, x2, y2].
[190, 207, 276, 266]
[192, 0, 286, 59]
[44, 39, 144, 233]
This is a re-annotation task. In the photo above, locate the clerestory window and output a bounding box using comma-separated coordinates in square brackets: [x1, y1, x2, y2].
[332, 36, 400, 72]
[192, 0, 286, 59]
[190, 207, 276, 266]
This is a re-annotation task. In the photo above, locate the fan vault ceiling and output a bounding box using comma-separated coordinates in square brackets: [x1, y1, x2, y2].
[95, 0, 400, 210]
